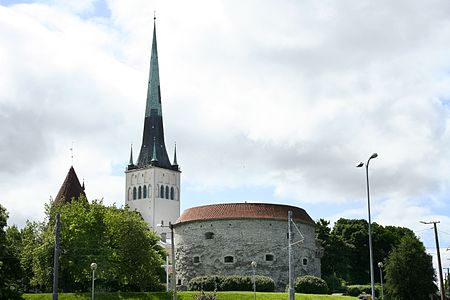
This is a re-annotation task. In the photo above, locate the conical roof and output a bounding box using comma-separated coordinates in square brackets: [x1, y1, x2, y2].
[54, 166, 86, 204]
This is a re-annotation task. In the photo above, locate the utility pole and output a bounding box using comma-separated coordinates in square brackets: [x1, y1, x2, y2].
[288, 211, 295, 300]
[421, 221, 444, 300]
[52, 213, 61, 300]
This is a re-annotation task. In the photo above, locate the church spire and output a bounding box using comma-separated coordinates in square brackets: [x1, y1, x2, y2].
[136, 19, 175, 170]
[145, 19, 162, 117]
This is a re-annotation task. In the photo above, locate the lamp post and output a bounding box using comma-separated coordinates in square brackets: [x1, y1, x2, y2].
[378, 262, 384, 300]
[251, 261, 257, 300]
[357, 152, 378, 300]
[90, 263, 97, 300]
[158, 221, 177, 300]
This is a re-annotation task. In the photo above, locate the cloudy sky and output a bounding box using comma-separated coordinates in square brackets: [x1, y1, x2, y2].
[1, 0, 450, 267]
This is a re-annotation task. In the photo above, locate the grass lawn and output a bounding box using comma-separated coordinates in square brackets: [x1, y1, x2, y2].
[24, 291, 357, 300]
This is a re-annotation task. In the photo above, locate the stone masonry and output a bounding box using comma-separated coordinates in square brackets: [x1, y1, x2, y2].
[173, 203, 322, 291]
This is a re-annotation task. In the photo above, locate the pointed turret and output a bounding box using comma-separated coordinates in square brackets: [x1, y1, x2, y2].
[137, 20, 175, 170]
[129, 144, 134, 165]
[54, 166, 87, 204]
[127, 144, 137, 170]
[172, 142, 178, 169]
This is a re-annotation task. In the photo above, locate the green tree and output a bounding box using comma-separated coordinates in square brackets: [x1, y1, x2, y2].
[384, 234, 437, 299]
[317, 218, 416, 286]
[31, 197, 165, 292]
[0, 204, 23, 299]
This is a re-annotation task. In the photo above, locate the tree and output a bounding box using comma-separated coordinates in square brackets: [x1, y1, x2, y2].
[0, 204, 23, 299]
[28, 197, 165, 292]
[317, 218, 416, 286]
[384, 234, 437, 299]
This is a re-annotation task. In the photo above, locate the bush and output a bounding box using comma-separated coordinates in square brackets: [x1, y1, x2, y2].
[294, 275, 328, 294]
[188, 276, 223, 291]
[347, 285, 380, 297]
[188, 275, 275, 292]
[323, 274, 347, 294]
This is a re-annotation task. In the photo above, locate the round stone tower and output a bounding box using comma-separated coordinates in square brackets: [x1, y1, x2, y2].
[173, 203, 322, 291]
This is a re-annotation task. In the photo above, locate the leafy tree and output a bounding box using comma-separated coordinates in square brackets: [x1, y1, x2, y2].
[316, 219, 352, 283]
[0, 204, 23, 299]
[31, 197, 165, 292]
[384, 234, 437, 299]
[317, 218, 416, 286]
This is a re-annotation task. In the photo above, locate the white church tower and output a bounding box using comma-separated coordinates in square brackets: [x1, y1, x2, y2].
[125, 20, 180, 239]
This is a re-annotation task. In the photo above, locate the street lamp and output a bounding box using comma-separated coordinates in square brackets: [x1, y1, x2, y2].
[158, 221, 177, 300]
[251, 261, 257, 300]
[90, 262, 97, 300]
[357, 152, 378, 300]
[378, 262, 384, 300]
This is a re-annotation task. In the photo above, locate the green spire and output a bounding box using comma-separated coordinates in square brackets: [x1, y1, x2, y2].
[173, 142, 178, 166]
[145, 20, 162, 117]
[151, 138, 158, 163]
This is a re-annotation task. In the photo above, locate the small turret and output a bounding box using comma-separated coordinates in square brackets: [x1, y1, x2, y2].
[128, 144, 137, 170]
[172, 142, 178, 170]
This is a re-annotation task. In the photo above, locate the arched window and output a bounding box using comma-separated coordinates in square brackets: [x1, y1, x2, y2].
[160, 186, 164, 198]
[170, 187, 175, 200]
[143, 185, 147, 198]
[165, 186, 169, 199]
[138, 186, 142, 199]
[133, 187, 137, 200]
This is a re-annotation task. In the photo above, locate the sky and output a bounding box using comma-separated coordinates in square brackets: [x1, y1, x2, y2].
[1, 0, 450, 270]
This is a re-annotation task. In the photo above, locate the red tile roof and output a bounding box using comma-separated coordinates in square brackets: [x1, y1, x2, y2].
[176, 203, 315, 225]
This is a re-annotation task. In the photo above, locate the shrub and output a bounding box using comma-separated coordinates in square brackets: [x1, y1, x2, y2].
[323, 274, 347, 294]
[347, 285, 380, 297]
[188, 276, 223, 291]
[294, 275, 328, 294]
[188, 275, 275, 292]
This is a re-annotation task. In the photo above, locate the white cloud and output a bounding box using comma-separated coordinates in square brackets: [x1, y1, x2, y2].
[0, 0, 450, 249]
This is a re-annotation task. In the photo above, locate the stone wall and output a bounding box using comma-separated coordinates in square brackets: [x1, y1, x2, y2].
[174, 218, 321, 291]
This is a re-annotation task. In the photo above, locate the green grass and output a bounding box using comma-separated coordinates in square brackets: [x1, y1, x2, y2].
[23, 291, 357, 300]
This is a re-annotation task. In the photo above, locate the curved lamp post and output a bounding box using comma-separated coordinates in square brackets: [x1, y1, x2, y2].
[251, 261, 257, 300]
[378, 262, 384, 300]
[90, 262, 97, 300]
[357, 153, 378, 300]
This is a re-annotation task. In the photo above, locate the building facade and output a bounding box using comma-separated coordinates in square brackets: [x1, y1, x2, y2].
[174, 203, 322, 291]
[125, 21, 181, 237]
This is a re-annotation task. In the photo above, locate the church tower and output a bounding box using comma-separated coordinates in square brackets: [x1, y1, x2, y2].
[125, 20, 180, 238]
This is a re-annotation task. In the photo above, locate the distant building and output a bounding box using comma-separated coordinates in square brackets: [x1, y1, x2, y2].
[125, 20, 181, 239]
[54, 166, 86, 204]
[174, 203, 322, 290]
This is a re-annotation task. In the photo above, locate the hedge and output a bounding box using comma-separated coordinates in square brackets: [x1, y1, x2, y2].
[294, 275, 328, 294]
[346, 285, 380, 297]
[188, 275, 275, 292]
